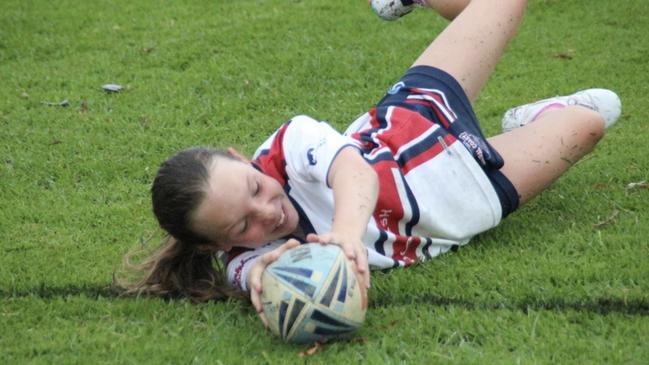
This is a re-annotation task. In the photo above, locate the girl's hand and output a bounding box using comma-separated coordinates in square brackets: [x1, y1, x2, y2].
[306, 232, 370, 290]
[247, 239, 301, 327]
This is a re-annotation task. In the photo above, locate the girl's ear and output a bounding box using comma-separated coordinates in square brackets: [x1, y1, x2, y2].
[227, 147, 250, 164]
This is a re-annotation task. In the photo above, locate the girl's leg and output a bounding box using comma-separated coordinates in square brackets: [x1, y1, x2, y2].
[487, 106, 605, 205]
[413, 0, 527, 102]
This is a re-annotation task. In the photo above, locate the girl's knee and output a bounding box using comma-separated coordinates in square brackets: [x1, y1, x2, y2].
[567, 105, 605, 146]
[426, 0, 471, 20]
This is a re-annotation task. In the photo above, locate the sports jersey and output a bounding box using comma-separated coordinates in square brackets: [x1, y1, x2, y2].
[226, 66, 518, 291]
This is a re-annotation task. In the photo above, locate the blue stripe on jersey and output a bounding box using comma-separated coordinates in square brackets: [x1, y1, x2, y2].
[395, 126, 447, 168]
[375, 105, 390, 129]
[374, 229, 407, 269]
[355, 108, 390, 151]
[374, 229, 387, 256]
[365, 150, 394, 164]
[399, 172, 420, 236]
[324, 144, 359, 188]
[421, 237, 433, 260]
[288, 195, 316, 237]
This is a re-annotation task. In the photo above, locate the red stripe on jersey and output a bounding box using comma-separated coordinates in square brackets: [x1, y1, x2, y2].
[410, 88, 457, 127]
[405, 97, 453, 129]
[405, 99, 433, 107]
[348, 108, 381, 150]
[402, 134, 457, 174]
[432, 103, 452, 129]
[371, 159, 405, 236]
[411, 87, 454, 116]
[378, 108, 431, 153]
[369, 108, 379, 126]
[253, 123, 290, 186]
[393, 235, 421, 264]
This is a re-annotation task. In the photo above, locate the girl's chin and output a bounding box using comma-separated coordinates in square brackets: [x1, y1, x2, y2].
[288, 211, 300, 232]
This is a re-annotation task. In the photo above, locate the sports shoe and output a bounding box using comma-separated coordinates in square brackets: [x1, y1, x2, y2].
[370, 0, 425, 21]
[501, 88, 622, 132]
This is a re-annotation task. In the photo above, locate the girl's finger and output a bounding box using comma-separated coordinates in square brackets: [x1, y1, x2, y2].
[355, 247, 367, 272]
[258, 310, 269, 329]
[250, 287, 263, 313]
[250, 290, 269, 328]
[346, 245, 357, 259]
[280, 239, 301, 251]
[248, 266, 262, 292]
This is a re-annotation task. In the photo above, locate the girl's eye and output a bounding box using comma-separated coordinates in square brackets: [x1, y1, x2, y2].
[254, 182, 260, 196]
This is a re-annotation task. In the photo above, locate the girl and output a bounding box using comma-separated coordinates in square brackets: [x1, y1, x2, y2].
[121, 0, 621, 322]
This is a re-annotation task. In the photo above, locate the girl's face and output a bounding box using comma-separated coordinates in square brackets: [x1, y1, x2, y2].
[191, 155, 299, 251]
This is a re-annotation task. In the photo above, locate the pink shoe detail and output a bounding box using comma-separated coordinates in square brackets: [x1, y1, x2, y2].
[530, 102, 566, 122]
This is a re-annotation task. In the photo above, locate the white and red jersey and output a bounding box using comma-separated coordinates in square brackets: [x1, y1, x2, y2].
[226, 66, 506, 291]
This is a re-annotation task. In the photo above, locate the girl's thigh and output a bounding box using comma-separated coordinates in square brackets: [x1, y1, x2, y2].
[412, 0, 527, 102]
[487, 106, 605, 204]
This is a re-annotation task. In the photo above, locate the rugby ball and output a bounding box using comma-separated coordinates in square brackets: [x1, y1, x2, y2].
[261, 243, 367, 344]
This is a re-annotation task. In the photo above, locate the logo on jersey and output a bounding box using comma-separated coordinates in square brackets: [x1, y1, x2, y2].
[387, 81, 405, 95]
[306, 138, 327, 166]
[399, 237, 417, 256]
[379, 209, 392, 228]
[306, 148, 317, 165]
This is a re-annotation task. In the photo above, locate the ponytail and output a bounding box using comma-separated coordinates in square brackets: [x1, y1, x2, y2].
[117, 147, 241, 302]
[116, 236, 239, 302]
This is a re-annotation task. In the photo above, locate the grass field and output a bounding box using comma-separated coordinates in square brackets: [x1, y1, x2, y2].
[1, 0, 648, 363]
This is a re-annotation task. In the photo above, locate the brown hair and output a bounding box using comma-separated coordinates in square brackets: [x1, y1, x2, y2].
[117, 147, 241, 302]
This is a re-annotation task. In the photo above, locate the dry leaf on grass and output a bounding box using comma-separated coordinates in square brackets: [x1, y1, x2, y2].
[594, 209, 620, 228]
[298, 342, 322, 358]
[102, 84, 123, 93]
[42, 99, 69, 107]
[626, 181, 648, 190]
[553, 52, 573, 60]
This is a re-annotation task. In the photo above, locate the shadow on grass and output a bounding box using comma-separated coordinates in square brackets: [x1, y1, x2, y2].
[1, 284, 124, 300]
[2, 285, 648, 316]
[370, 294, 649, 316]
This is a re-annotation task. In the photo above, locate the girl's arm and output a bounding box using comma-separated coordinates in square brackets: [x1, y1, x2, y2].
[306, 146, 378, 288]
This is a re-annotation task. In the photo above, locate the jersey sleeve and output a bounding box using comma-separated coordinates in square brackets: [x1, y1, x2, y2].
[224, 240, 284, 292]
[253, 115, 358, 187]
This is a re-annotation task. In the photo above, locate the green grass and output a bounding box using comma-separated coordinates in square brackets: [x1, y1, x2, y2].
[1, 0, 648, 363]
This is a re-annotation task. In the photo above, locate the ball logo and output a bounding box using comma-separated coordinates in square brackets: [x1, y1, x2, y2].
[289, 246, 312, 263]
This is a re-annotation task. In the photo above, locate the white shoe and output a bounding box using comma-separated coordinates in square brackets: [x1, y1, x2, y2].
[501, 88, 622, 132]
[370, 0, 424, 21]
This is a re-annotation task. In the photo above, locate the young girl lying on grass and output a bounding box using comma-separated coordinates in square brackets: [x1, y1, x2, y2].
[120, 0, 621, 322]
